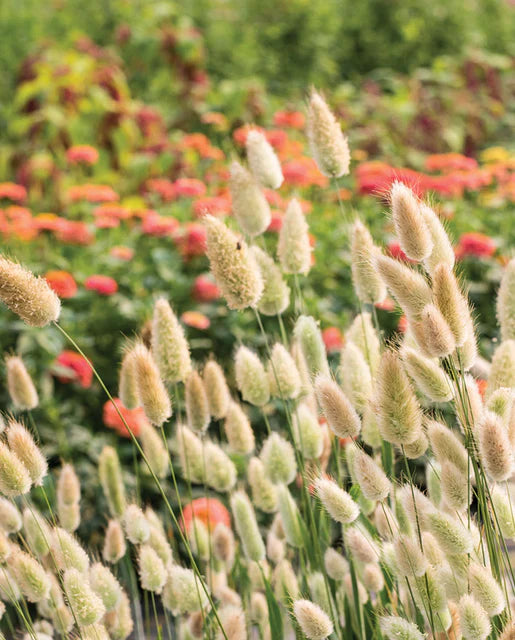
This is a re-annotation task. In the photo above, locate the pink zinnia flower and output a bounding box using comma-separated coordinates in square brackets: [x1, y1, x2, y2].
[85, 275, 118, 295]
[66, 145, 99, 165]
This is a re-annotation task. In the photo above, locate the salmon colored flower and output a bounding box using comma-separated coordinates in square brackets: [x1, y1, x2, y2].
[387, 242, 417, 263]
[193, 196, 231, 218]
[55, 351, 93, 388]
[110, 246, 134, 261]
[397, 315, 408, 333]
[322, 327, 344, 353]
[66, 145, 99, 165]
[93, 204, 130, 220]
[95, 217, 119, 229]
[141, 213, 179, 237]
[233, 126, 287, 151]
[425, 153, 478, 173]
[455, 232, 496, 259]
[56, 220, 94, 245]
[45, 271, 78, 298]
[0, 183, 27, 202]
[273, 110, 305, 129]
[33, 213, 65, 232]
[192, 275, 220, 302]
[85, 275, 118, 295]
[267, 211, 283, 233]
[146, 178, 176, 201]
[476, 379, 487, 399]
[375, 297, 396, 312]
[174, 223, 207, 258]
[103, 398, 148, 438]
[173, 178, 206, 198]
[181, 497, 231, 533]
[201, 112, 228, 129]
[282, 158, 328, 187]
[67, 184, 118, 203]
[181, 311, 210, 330]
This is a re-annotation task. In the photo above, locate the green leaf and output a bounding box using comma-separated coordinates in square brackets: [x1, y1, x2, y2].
[262, 570, 283, 640]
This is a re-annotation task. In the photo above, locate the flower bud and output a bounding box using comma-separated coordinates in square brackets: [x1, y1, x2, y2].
[103, 520, 126, 564]
[307, 90, 349, 178]
[204, 215, 263, 309]
[132, 342, 171, 426]
[185, 370, 210, 434]
[351, 220, 387, 304]
[0, 257, 60, 326]
[123, 504, 150, 544]
[293, 598, 334, 640]
[203, 360, 230, 419]
[248, 457, 278, 513]
[315, 375, 360, 438]
[391, 182, 432, 261]
[459, 594, 491, 640]
[260, 432, 297, 485]
[5, 355, 38, 410]
[63, 568, 105, 626]
[251, 246, 290, 316]
[231, 491, 265, 562]
[315, 476, 359, 524]
[374, 254, 432, 319]
[224, 401, 255, 455]
[277, 199, 311, 275]
[229, 161, 271, 236]
[7, 420, 47, 486]
[235, 345, 270, 406]
[246, 130, 283, 189]
[89, 562, 122, 611]
[99, 446, 126, 518]
[375, 350, 422, 445]
[138, 544, 167, 594]
[0, 441, 31, 497]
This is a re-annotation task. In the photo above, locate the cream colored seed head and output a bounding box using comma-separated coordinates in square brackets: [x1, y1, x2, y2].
[307, 89, 350, 178]
[487, 339, 515, 399]
[394, 535, 427, 577]
[118, 347, 140, 409]
[7, 420, 47, 486]
[323, 547, 348, 581]
[0, 257, 60, 326]
[416, 303, 456, 358]
[345, 526, 379, 563]
[315, 476, 359, 524]
[351, 220, 387, 304]
[103, 519, 126, 564]
[294, 598, 334, 640]
[139, 422, 169, 479]
[23, 508, 51, 557]
[498, 257, 515, 341]
[8, 549, 50, 603]
[428, 511, 473, 555]
[123, 504, 150, 544]
[89, 562, 122, 611]
[352, 449, 391, 502]
[138, 544, 167, 594]
[213, 522, 235, 569]
[52, 526, 90, 572]
[459, 594, 491, 640]
[427, 419, 469, 474]
[379, 616, 425, 640]
[251, 245, 290, 316]
[132, 342, 171, 426]
[204, 215, 263, 309]
[57, 463, 80, 506]
[5, 355, 38, 410]
[104, 591, 133, 640]
[420, 204, 455, 274]
[440, 460, 470, 511]
[177, 424, 205, 485]
[151, 298, 191, 384]
[277, 199, 311, 275]
[468, 561, 505, 617]
[401, 431, 428, 459]
[277, 485, 303, 547]
[401, 346, 453, 403]
[0, 441, 32, 497]
[315, 375, 360, 439]
[339, 339, 373, 412]
[363, 563, 384, 593]
[231, 491, 265, 562]
[185, 369, 210, 434]
[247, 456, 278, 513]
[203, 360, 230, 419]
[98, 445, 126, 518]
[479, 409, 515, 481]
[293, 403, 323, 460]
[432, 263, 474, 347]
[346, 312, 381, 374]
[268, 342, 301, 399]
[374, 254, 432, 319]
[229, 160, 271, 236]
[246, 129, 283, 189]
[224, 401, 255, 455]
[234, 345, 270, 406]
[0, 497, 22, 533]
[375, 350, 422, 446]
[204, 440, 237, 493]
[260, 432, 297, 485]
[63, 568, 105, 627]
[390, 182, 433, 261]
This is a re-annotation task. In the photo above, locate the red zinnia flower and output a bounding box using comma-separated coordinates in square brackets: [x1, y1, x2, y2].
[45, 270, 78, 298]
[387, 242, 416, 263]
[192, 275, 220, 302]
[103, 398, 148, 438]
[66, 145, 99, 165]
[322, 327, 344, 353]
[85, 275, 118, 295]
[455, 232, 496, 259]
[181, 497, 231, 533]
[55, 351, 93, 388]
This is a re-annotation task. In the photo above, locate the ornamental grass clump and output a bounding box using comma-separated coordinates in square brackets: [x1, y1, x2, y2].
[4, 94, 515, 640]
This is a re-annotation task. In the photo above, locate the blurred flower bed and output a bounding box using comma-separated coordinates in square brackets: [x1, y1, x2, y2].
[0, 35, 513, 533]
